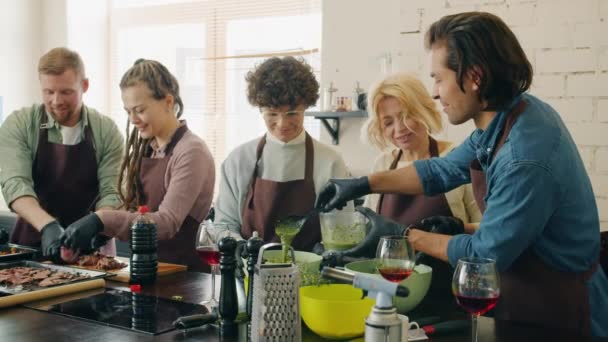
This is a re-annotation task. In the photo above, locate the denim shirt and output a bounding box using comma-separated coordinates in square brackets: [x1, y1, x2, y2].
[414, 93, 608, 337]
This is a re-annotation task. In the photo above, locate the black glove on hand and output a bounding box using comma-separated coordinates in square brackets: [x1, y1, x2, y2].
[41, 220, 64, 259]
[90, 234, 110, 251]
[324, 206, 405, 260]
[61, 213, 104, 251]
[414, 216, 464, 235]
[315, 177, 371, 212]
[312, 242, 325, 256]
[0, 228, 9, 244]
[412, 216, 464, 267]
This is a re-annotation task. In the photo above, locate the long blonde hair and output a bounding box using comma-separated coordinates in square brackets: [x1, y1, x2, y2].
[363, 72, 442, 150]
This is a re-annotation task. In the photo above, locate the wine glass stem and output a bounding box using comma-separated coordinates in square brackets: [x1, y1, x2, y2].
[211, 264, 219, 301]
[471, 314, 479, 342]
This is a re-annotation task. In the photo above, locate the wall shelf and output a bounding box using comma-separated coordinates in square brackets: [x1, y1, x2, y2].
[304, 110, 367, 145]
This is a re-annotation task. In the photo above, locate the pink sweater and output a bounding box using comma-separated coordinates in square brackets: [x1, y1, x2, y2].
[98, 129, 215, 240]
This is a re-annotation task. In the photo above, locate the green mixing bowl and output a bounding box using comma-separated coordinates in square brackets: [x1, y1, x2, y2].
[345, 260, 432, 313]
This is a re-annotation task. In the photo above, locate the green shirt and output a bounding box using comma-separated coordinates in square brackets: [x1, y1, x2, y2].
[0, 104, 124, 210]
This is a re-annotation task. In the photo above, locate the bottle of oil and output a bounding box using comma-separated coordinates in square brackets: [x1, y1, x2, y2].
[130, 205, 157, 285]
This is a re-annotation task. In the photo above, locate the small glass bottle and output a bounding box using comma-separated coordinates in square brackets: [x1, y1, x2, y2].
[322, 82, 338, 111]
[130, 205, 158, 285]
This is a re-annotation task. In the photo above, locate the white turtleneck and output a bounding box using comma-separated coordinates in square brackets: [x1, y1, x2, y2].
[214, 130, 350, 232]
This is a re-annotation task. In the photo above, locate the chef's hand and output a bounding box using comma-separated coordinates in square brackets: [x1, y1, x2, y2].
[323, 206, 405, 261]
[410, 216, 464, 266]
[312, 242, 325, 256]
[41, 220, 64, 260]
[315, 177, 371, 212]
[61, 213, 104, 251]
[412, 216, 464, 235]
[0, 228, 9, 244]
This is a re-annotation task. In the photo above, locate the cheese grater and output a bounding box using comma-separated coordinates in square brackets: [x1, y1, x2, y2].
[250, 243, 301, 342]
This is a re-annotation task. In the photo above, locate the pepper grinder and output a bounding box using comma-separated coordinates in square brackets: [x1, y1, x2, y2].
[218, 236, 238, 338]
[246, 233, 264, 319]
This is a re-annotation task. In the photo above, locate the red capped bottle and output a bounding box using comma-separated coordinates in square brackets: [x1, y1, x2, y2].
[130, 205, 158, 284]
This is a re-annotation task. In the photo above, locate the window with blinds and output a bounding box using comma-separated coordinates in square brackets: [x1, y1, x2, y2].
[108, 0, 322, 195]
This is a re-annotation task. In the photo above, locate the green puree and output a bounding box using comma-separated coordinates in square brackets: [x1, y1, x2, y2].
[275, 224, 300, 262]
[322, 222, 365, 251]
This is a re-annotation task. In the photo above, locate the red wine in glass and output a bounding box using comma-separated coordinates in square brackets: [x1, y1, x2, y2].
[196, 247, 220, 265]
[378, 267, 413, 283]
[452, 257, 500, 342]
[455, 294, 499, 315]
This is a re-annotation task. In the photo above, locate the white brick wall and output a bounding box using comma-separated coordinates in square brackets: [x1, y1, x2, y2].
[567, 74, 608, 97]
[324, 0, 608, 231]
[536, 49, 595, 73]
[598, 100, 608, 123]
[546, 98, 593, 122]
[597, 149, 608, 173]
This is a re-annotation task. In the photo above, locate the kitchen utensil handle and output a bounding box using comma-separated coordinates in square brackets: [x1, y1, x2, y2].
[423, 320, 471, 336]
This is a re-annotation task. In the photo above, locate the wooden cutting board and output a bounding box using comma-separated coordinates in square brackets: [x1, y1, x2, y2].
[74, 257, 188, 283]
[0, 279, 105, 308]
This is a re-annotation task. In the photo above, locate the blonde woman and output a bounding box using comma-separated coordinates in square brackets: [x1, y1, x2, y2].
[363, 72, 480, 231]
[362, 72, 481, 299]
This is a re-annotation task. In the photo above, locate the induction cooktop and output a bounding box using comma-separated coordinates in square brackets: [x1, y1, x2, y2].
[25, 289, 209, 335]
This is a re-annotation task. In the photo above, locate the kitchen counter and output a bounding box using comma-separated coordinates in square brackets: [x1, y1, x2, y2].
[1, 271, 606, 341]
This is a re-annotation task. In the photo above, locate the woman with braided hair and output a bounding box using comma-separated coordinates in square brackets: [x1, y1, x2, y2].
[61, 59, 215, 271]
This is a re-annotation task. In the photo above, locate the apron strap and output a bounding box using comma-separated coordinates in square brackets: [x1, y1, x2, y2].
[303, 133, 314, 180]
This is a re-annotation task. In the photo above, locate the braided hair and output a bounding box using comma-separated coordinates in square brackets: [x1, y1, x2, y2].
[118, 59, 184, 211]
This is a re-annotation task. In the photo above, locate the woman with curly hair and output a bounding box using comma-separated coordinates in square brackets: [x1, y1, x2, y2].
[60, 59, 215, 271]
[214, 57, 349, 251]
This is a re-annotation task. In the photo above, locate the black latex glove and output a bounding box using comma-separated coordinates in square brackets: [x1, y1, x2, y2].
[322, 206, 405, 261]
[0, 228, 9, 244]
[411, 216, 464, 266]
[41, 220, 64, 259]
[312, 242, 325, 256]
[413, 216, 464, 235]
[315, 177, 371, 212]
[90, 234, 110, 250]
[61, 213, 104, 251]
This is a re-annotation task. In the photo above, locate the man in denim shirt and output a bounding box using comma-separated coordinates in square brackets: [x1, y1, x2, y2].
[316, 12, 608, 337]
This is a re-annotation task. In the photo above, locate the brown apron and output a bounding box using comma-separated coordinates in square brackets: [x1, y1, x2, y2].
[241, 133, 320, 252]
[378, 137, 455, 299]
[377, 137, 453, 224]
[469, 99, 596, 334]
[10, 110, 99, 247]
[138, 125, 205, 272]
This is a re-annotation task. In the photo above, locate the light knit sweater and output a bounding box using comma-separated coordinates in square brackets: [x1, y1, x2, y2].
[99, 127, 215, 241]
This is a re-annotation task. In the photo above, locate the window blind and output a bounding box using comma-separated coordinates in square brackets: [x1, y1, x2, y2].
[108, 0, 322, 196]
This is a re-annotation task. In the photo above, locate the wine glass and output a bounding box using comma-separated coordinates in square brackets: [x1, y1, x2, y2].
[195, 221, 233, 309]
[452, 257, 500, 342]
[375, 236, 416, 283]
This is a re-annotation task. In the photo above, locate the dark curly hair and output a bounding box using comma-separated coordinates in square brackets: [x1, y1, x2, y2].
[425, 12, 532, 111]
[245, 56, 319, 109]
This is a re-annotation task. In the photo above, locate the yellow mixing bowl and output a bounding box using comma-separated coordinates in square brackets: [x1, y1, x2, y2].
[300, 284, 375, 340]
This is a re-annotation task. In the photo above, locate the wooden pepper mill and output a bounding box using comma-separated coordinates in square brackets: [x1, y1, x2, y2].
[218, 236, 238, 338]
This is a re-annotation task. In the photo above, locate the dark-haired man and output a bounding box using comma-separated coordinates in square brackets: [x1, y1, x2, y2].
[0, 47, 123, 260]
[316, 12, 608, 337]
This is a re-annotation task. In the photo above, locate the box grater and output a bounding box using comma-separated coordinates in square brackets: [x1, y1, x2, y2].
[250, 243, 301, 342]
